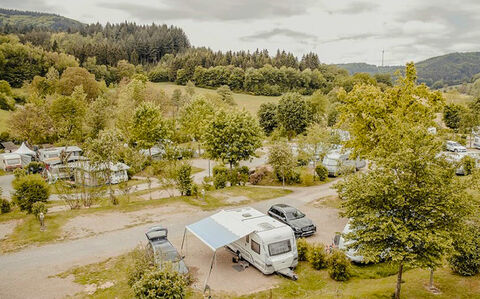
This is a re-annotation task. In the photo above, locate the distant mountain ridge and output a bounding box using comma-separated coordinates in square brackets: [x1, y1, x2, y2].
[337, 52, 480, 87]
[0, 8, 84, 31]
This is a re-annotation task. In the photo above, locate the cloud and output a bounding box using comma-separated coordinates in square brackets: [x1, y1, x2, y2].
[328, 1, 379, 14]
[324, 32, 379, 43]
[99, 0, 314, 21]
[1, 0, 55, 12]
[241, 28, 318, 42]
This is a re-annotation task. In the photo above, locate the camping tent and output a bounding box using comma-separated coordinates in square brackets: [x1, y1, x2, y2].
[13, 142, 36, 157]
[182, 209, 257, 292]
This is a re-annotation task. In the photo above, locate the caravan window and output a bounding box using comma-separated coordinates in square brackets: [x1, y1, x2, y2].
[323, 158, 338, 166]
[251, 240, 260, 254]
[6, 158, 20, 165]
[268, 240, 291, 256]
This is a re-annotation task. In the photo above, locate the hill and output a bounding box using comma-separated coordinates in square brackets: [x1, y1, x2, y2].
[0, 8, 84, 31]
[337, 52, 480, 87]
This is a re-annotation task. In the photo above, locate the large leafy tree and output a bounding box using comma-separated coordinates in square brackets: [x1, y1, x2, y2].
[130, 102, 169, 152]
[336, 63, 471, 298]
[203, 109, 262, 168]
[277, 92, 310, 137]
[257, 102, 278, 135]
[49, 87, 87, 142]
[9, 101, 54, 144]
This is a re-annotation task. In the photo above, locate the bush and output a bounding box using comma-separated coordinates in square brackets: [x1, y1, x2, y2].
[300, 169, 314, 186]
[12, 174, 50, 213]
[213, 165, 228, 189]
[297, 238, 309, 262]
[176, 164, 193, 196]
[191, 183, 199, 198]
[128, 246, 155, 287]
[461, 156, 476, 175]
[31, 202, 47, 218]
[132, 264, 188, 299]
[308, 243, 328, 270]
[315, 165, 328, 181]
[327, 250, 352, 281]
[449, 224, 480, 276]
[276, 169, 300, 184]
[0, 198, 11, 214]
[13, 168, 27, 179]
[249, 166, 269, 185]
[26, 161, 44, 174]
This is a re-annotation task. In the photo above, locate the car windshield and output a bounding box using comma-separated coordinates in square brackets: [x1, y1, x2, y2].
[285, 209, 305, 220]
[268, 240, 292, 256]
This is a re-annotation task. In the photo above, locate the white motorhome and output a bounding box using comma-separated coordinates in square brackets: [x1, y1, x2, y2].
[333, 221, 364, 263]
[226, 208, 298, 278]
[474, 136, 480, 149]
[322, 149, 366, 177]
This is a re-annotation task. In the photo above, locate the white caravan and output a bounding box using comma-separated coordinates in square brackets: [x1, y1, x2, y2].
[474, 136, 480, 149]
[322, 149, 366, 177]
[226, 208, 298, 278]
[184, 207, 299, 283]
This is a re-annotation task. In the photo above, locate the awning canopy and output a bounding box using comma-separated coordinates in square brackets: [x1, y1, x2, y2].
[186, 210, 255, 251]
[14, 142, 36, 156]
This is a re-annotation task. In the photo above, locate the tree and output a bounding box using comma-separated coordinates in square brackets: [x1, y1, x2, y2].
[277, 92, 310, 137]
[257, 102, 278, 135]
[57, 66, 100, 100]
[204, 109, 262, 168]
[86, 129, 122, 205]
[185, 80, 196, 97]
[130, 102, 169, 153]
[443, 103, 467, 131]
[337, 63, 469, 298]
[448, 222, 480, 276]
[216, 85, 235, 105]
[268, 142, 296, 187]
[176, 163, 193, 196]
[12, 174, 50, 213]
[179, 96, 216, 155]
[9, 102, 54, 144]
[49, 87, 87, 142]
[297, 123, 331, 178]
[171, 88, 183, 117]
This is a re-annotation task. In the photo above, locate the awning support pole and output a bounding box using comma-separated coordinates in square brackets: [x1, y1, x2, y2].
[203, 251, 217, 294]
[180, 227, 187, 257]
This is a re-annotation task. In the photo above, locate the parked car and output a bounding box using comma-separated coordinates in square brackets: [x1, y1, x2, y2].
[333, 221, 365, 263]
[446, 140, 467, 152]
[268, 204, 316, 238]
[145, 226, 188, 274]
[322, 149, 366, 177]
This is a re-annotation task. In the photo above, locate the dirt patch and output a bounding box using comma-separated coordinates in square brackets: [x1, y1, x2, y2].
[62, 204, 197, 239]
[225, 196, 249, 204]
[0, 220, 20, 240]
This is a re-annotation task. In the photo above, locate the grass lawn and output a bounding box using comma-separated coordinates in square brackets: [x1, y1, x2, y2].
[57, 251, 480, 299]
[49, 178, 148, 195]
[0, 109, 11, 132]
[0, 186, 291, 252]
[443, 90, 474, 106]
[152, 82, 281, 115]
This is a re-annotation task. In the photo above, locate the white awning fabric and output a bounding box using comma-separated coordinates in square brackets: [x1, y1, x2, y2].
[13, 142, 36, 156]
[186, 210, 255, 251]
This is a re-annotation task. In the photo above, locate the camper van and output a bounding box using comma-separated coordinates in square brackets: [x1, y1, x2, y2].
[322, 149, 366, 177]
[474, 136, 480, 150]
[226, 207, 298, 279]
[333, 221, 364, 263]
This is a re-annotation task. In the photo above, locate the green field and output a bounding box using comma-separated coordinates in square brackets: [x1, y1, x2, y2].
[0, 109, 11, 132]
[152, 82, 281, 115]
[443, 91, 474, 106]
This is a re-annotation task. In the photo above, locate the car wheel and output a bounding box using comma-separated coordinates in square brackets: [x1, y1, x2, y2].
[454, 149, 458, 152]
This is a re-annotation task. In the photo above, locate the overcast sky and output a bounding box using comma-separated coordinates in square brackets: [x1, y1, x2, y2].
[3, 0, 480, 65]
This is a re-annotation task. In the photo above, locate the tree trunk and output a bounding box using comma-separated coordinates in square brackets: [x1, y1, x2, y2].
[395, 263, 403, 299]
[282, 169, 285, 188]
[429, 268, 434, 289]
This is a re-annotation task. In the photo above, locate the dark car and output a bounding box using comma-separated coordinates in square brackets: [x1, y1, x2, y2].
[267, 204, 316, 238]
[145, 226, 188, 274]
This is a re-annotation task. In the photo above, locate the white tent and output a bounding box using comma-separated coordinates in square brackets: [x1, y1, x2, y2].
[182, 209, 257, 292]
[13, 142, 36, 157]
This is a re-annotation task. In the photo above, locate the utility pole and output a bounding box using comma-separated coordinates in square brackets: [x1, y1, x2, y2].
[381, 49, 385, 67]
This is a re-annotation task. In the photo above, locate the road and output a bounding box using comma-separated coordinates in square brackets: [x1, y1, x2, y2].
[0, 174, 14, 199]
[0, 179, 341, 299]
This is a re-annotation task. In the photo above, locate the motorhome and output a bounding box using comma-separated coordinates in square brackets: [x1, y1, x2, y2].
[226, 207, 298, 278]
[334, 221, 364, 263]
[322, 149, 366, 177]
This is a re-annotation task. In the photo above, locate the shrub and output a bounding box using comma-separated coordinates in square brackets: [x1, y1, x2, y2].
[31, 202, 47, 218]
[13, 174, 50, 213]
[128, 246, 155, 287]
[249, 166, 269, 185]
[213, 165, 228, 189]
[461, 155, 476, 175]
[276, 169, 301, 184]
[176, 164, 193, 196]
[202, 176, 214, 192]
[26, 161, 44, 174]
[300, 169, 314, 186]
[297, 238, 309, 262]
[13, 168, 27, 179]
[308, 243, 328, 270]
[448, 224, 480, 276]
[0, 198, 11, 214]
[191, 183, 199, 198]
[327, 250, 352, 281]
[315, 164, 328, 181]
[237, 166, 250, 186]
[132, 264, 188, 299]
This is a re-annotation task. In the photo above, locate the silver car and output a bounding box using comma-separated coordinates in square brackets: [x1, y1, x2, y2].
[446, 140, 467, 152]
[145, 226, 188, 274]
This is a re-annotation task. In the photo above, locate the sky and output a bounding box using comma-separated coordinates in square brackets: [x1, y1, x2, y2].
[3, 0, 480, 65]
